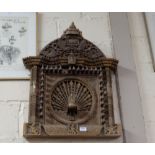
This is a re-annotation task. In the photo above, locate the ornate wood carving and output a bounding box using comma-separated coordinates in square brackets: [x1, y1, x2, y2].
[23, 22, 122, 138]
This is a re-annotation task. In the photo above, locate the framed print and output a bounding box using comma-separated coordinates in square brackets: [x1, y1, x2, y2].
[0, 12, 36, 79]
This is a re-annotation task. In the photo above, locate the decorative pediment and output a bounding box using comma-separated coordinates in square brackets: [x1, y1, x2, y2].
[40, 22, 105, 60]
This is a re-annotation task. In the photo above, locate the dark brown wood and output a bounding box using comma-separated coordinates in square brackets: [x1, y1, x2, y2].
[23, 22, 122, 138]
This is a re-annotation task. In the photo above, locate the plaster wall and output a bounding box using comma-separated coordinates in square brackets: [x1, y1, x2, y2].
[128, 13, 155, 142]
[110, 12, 146, 143]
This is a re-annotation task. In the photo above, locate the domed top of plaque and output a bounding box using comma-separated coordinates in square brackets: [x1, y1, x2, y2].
[40, 22, 105, 60]
[23, 22, 118, 71]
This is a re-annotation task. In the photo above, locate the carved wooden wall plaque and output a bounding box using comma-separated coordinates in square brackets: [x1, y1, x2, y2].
[23, 22, 122, 138]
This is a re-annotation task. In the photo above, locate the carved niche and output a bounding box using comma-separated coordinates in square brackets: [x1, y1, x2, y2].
[23, 22, 122, 138]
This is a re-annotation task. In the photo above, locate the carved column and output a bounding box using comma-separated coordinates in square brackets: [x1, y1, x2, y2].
[105, 67, 114, 126]
[29, 65, 38, 123]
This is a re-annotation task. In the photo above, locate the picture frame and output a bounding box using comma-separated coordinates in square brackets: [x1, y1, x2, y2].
[0, 12, 37, 80]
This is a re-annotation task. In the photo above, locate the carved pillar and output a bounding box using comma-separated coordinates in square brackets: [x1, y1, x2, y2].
[29, 65, 38, 123]
[105, 67, 114, 126]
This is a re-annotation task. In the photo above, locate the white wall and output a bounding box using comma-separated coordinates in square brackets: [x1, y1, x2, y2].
[0, 81, 29, 142]
[128, 13, 155, 142]
[0, 13, 123, 142]
[110, 12, 146, 142]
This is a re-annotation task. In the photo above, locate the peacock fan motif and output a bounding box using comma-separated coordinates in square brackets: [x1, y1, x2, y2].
[51, 79, 93, 122]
